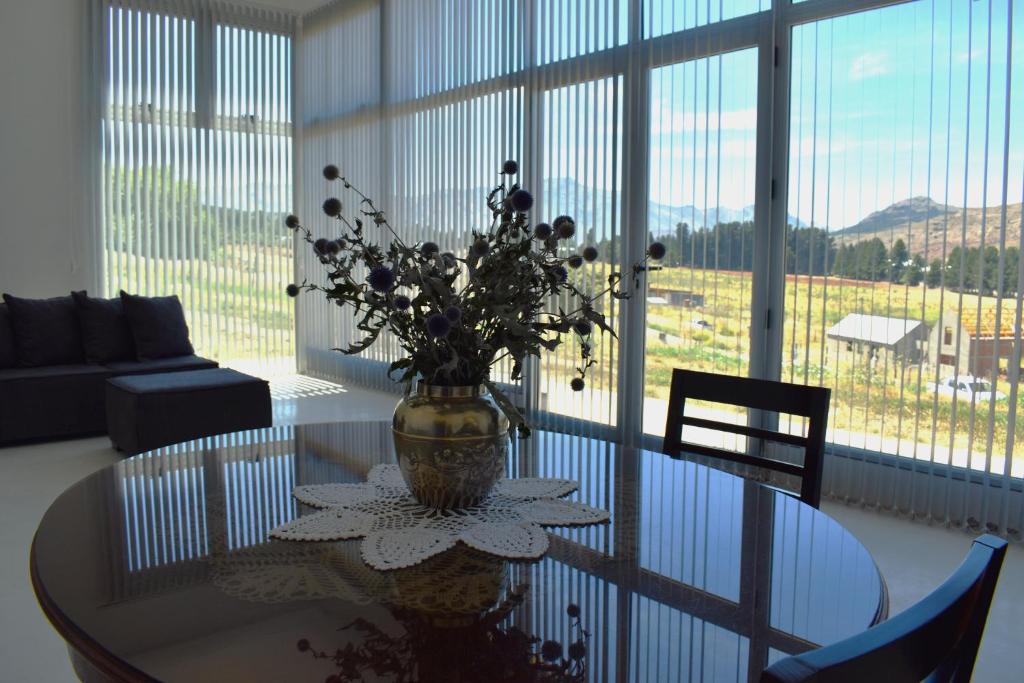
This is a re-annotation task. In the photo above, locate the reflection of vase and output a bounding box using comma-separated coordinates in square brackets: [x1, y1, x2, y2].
[389, 545, 511, 624]
[392, 383, 509, 509]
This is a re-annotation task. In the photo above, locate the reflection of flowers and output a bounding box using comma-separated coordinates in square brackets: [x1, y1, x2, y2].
[269, 465, 609, 571]
[296, 586, 590, 683]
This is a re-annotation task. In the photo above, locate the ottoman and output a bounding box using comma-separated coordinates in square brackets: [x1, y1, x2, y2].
[106, 368, 272, 454]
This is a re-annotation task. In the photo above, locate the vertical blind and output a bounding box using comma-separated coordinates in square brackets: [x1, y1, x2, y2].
[784, 0, 1023, 536]
[292, 0, 1022, 537]
[93, 0, 295, 366]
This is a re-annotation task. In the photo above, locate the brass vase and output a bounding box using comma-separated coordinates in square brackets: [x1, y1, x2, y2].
[392, 383, 509, 509]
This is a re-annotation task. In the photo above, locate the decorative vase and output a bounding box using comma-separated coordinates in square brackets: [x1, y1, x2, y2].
[392, 383, 509, 509]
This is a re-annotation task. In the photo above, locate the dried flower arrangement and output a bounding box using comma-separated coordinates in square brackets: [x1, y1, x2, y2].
[286, 160, 664, 435]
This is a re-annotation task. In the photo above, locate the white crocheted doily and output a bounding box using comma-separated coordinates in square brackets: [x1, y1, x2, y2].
[269, 464, 610, 570]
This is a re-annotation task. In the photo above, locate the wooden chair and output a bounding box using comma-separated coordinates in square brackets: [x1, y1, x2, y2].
[761, 534, 1008, 683]
[662, 369, 831, 508]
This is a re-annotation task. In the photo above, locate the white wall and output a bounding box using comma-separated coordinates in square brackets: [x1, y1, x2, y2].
[0, 0, 91, 298]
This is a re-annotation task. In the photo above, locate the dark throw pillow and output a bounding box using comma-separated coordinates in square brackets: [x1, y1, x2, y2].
[72, 291, 135, 363]
[0, 304, 17, 368]
[120, 291, 194, 360]
[2, 293, 86, 367]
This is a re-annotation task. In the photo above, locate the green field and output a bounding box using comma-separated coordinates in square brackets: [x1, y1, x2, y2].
[643, 267, 1023, 464]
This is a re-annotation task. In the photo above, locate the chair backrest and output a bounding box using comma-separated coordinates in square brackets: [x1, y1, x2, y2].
[761, 534, 1008, 683]
[662, 369, 831, 508]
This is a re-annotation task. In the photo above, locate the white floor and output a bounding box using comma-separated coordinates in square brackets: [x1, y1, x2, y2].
[0, 377, 1020, 681]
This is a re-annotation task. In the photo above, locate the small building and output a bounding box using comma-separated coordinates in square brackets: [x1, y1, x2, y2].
[826, 313, 928, 367]
[647, 287, 705, 308]
[928, 308, 1022, 378]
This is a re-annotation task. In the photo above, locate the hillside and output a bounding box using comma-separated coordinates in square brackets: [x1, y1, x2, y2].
[833, 197, 1022, 260]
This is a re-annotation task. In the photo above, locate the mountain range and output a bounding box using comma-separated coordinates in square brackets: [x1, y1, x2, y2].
[832, 197, 1023, 260]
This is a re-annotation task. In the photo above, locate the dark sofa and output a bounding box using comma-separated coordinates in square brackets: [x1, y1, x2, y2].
[0, 292, 218, 446]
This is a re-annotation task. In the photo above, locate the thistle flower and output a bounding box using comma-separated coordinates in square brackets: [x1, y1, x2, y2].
[573, 320, 592, 336]
[367, 266, 396, 292]
[327, 240, 341, 255]
[556, 220, 576, 240]
[285, 284, 300, 297]
[570, 377, 585, 392]
[336, 238, 348, 250]
[502, 159, 519, 175]
[567, 254, 584, 269]
[509, 189, 534, 212]
[582, 245, 599, 262]
[553, 214, 574, 229]
[472, 238, 490, 257]
[314, 238, 330, 255]
[568, 641, 586, 661]
[393, 295, 411, 311]
[420, 241, 440, 257]
[322, 197, 342, 217]
[566, 604, 581, 618]
[284, 214, 300, 229]
[552, 265, 568, 282]
[426, 313, 451, 338]
[322, 164, 340, 181]
[540, 640, 563, 662]
[441, 252, 457, 269]
[534, 223, 553, 239]
[444, 306, 462, 323]
[648, 241, 667, 260]
[296, 639, 310, 652]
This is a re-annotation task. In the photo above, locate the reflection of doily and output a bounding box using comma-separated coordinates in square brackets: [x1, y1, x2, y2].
[269, 465, 610, 570]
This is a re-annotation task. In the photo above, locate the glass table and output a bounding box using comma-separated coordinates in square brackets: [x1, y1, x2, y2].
[31, 422, 887, 682]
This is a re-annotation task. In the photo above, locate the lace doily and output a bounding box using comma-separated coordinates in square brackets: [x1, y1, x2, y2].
[269, 465, 610, 570]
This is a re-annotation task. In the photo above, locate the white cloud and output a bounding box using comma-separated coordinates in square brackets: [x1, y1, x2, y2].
[849, 51, 889, 81]
[649, 107, 758, 135]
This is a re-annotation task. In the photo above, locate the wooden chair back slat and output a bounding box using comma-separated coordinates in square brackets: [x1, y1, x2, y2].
[662, 369, 831, 508]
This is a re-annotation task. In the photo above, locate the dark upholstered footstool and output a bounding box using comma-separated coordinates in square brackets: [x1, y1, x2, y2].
[106, 368, 272, 454]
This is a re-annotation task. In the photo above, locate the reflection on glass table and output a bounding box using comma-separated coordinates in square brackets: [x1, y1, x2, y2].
[31, 422, 886, 682]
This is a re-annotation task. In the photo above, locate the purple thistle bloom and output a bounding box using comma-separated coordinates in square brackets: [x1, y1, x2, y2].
[284, 214, 300, 229]
[367, 266, 396, 292]
[552, 265, 568, 282]
[582, 245, 599, 262]
[322, 164, 340, 181]
[426, 313, 451, 338]
[444, 305, 462, 323]
[322, 197, 342, 217]
[534, 222, 553, 239]
[541, 640, 563, 662]
[472, 238, 490, 257]
[552, 215, 574, 229]
[556, 220, 576, 240]
[570, 377, 585, 392]
[502, 159, 519, 175]
[567, 254, 584, 269]
[648, 241, 667, 260]
[285, 284, 300, 297]
[441, 252, 457, 268]
[420, 241, 440, 257]
[509, 189, 534, 212]
[393, 295, 411, 311]
[313, 238, 330, 255]
[327, 240, 341, 255]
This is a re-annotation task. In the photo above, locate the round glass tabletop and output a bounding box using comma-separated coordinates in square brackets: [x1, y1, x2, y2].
[31, 422, 886, 682]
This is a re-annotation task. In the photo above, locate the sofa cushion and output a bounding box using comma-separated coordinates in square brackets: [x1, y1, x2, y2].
[72, 292, 135, 363]
[2, 293, 85, 367]
[0, 304, 16, 368]
[105, 368, 272, 453]
[120, 291, 194, 360]
[0, 364, 112, 443]
[104, 355, 218, 376]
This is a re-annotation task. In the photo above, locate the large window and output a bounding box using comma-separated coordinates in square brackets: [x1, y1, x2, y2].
[295, 0, 1022, 537]
[100, 2, 295, 367]
[784, 0, 1023, 492]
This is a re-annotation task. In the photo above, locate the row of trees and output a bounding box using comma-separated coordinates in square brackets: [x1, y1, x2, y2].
[643, 221, 1020, 296]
